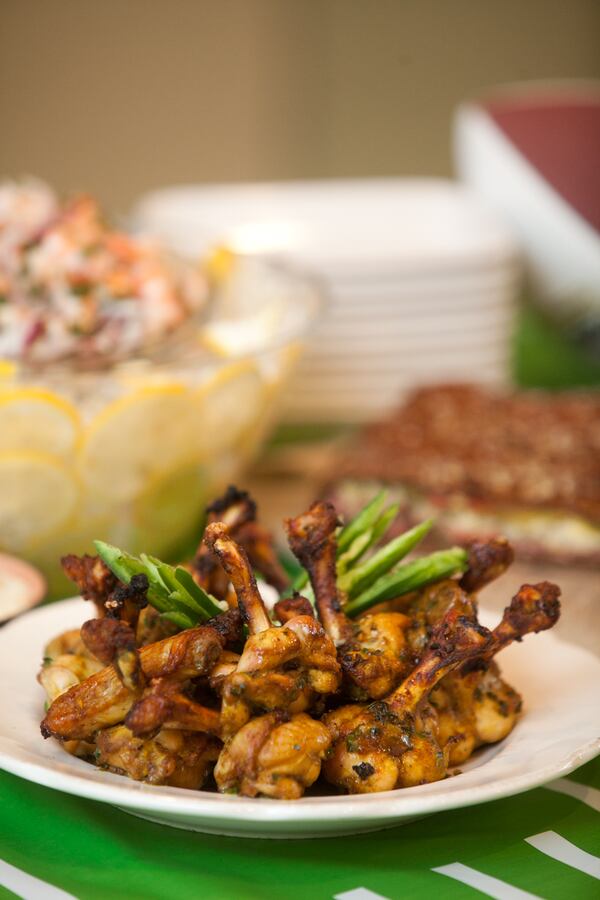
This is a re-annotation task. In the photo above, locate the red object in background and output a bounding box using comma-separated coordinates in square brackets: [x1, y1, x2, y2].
[485, 88, 600, 234]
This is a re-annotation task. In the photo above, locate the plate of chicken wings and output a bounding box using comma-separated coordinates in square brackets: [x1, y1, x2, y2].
[0, 488, 598, 838]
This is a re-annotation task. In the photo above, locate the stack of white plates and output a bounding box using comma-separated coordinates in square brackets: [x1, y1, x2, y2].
[133, 179, 520, 423]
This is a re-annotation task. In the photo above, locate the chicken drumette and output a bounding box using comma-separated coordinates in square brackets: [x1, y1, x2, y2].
[95, 726, 221, 788]
[38, 570, 152, 735]
[60, 552, 175, 647]
[41, 618, 230, 741]
[191, 486, 289, 598]
[322, 605, 494, 794]
[202, 521, 341, 797]
[204, 521, 341, 738]
[405, 536, 515, 657]
[286, 501, 412, 700]
[214, 712, 332, 799]
[430, 580, 561, 764]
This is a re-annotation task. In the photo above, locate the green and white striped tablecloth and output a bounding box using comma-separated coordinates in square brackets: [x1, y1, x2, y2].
[0, 757, 598, 899]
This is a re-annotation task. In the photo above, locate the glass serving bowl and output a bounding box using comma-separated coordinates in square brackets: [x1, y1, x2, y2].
[0, 255, 320, 596]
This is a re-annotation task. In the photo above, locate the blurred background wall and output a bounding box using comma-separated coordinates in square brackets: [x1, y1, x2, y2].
[1, 0, 599, 212]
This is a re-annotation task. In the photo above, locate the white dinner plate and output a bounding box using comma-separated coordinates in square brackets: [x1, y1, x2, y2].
[322, 296, 513, 320]
[295, 345, 510, 374]
[306, 318, 513, 343]
[326, 267, 518, 291]
[133, 178, 517, 275]
[325, 275, 518, 302]
[1, 598, 597, 839]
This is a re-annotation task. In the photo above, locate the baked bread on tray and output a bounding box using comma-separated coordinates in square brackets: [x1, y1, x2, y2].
[328, 383, 600, 567]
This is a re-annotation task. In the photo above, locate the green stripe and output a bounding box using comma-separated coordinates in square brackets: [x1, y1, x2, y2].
[0, 759, 598, 900]
[567, 759, 600, 791]
[0, 887, 20, 900]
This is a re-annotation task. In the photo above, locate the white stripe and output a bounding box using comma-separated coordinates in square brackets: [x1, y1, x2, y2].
[334, 891, 390, 900]
[0, 859, 76, 900]
[525, 831, 600, 880]
[432, 863, 542, 899]
[545, 778, 600, 813]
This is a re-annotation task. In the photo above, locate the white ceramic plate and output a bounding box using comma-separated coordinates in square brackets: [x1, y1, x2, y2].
[323, 296, 513, 320]
[325, 274, 518, 300]
[132, 178, 517, 275]
[1, 598, 598, 839]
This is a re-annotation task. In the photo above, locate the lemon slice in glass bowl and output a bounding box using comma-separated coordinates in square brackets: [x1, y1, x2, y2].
[0, 451, 79, 552]
[80, 384, 199, 505]
[0, 388, 81, 458]
[194, 361, 267, 458]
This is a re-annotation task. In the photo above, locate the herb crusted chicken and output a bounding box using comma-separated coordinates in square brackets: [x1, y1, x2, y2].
[39, 486, 561, 798]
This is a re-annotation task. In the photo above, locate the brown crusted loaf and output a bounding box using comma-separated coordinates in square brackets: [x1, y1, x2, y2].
[329, 384, 600, 567]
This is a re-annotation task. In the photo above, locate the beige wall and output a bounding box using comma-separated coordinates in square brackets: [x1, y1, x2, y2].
[1, 0, 599, 213]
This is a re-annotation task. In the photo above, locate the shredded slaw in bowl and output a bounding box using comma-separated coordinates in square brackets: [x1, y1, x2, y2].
[0, 179, 207, 366]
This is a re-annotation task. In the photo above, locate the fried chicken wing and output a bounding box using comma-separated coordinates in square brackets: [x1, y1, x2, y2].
[220, 615, 341, 737]
[286, 501, 353, 646]
[96, 725, 220, 788]
[473, 580, 561, 665]
[80, 617, 143, 693]
[61, 553, 117, 615]
[191, 486, 289, 596]
[125, 677, 221, 737]
[41, 623, 226, 740]
[406, 579, 478, 656]
[274, 593, 315, 624]
[459, 536, 514, 594]
[287, 501, 417, 700]
[39, 654, 104, 703]
[102, 573, 149, 628]
[39, 628, 104, 703]
[204, 522, 272, 634]
[203, 521, 341, 736]
[204, 607, 244, 646]
[431, 581, 561, 763]
[214, 712, 332, 798]
[323, 608, 492, 793]
[339, 612, 413, 700]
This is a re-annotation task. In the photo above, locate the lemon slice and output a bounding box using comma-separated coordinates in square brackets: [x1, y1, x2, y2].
[80, 385, 198, 503]
[0, 451, 79, 552]
[0, 388, 81, 458]
[195, 361, 266, 457]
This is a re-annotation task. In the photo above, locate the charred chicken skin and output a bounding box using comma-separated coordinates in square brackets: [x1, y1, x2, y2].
[60, 553, 117, 616]
[191, 485, 289, 598]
